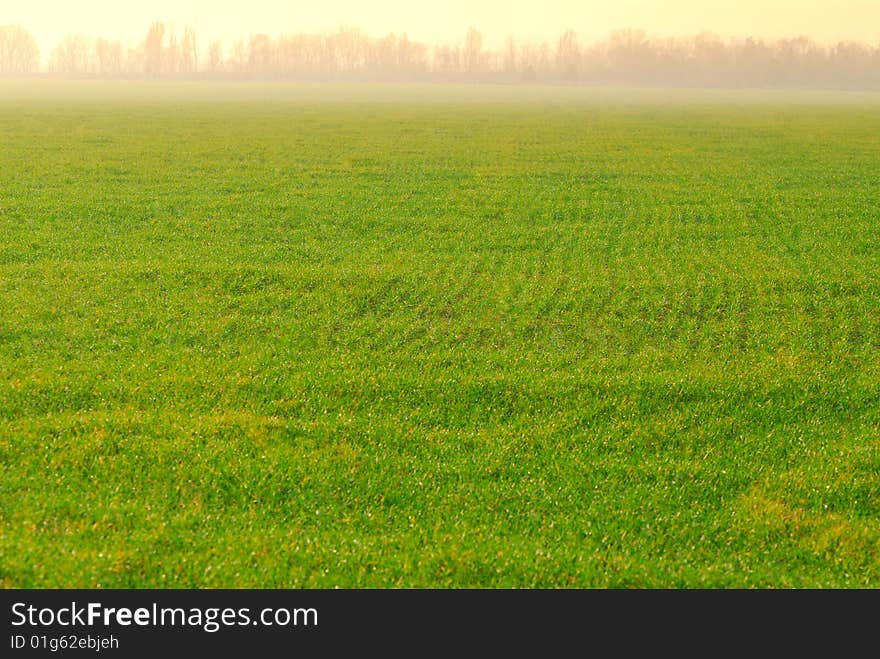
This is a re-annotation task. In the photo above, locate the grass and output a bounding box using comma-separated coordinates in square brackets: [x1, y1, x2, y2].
[1, 81, 879, 587]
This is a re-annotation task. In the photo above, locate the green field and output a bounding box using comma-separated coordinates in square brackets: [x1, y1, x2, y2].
[1, 81, 879, 587]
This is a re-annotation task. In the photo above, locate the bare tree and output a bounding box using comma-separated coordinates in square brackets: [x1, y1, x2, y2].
[276, 35, 298, 76]
[333, 26, 366, 73]
[502, 35, 517, 75]
[520, 41, 550, 79]
[208, 40, 223, 73]
[556, 29, 580, 79]
[51, 34, 92, 75]
[165, 32, 180, 74]
[248, 34, 274, 75]
[181, 27, 198, 74]
[404, 37, 428, 75]
[144, 22, 165, 76]
[604, 29, 652, 80]
[397, 32, 413, 73]
[432, 43, 460, 74]
[229, 38, 246, 74]
[463, 27, 484, 74]
[94, 38, 123, 76]
[0, 24, 39, 74]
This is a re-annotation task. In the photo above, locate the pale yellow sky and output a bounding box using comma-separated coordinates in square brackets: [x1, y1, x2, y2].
[5, 0, 880, 57]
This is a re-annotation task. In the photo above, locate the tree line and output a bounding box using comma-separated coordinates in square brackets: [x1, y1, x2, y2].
[1, 22, 879, 89]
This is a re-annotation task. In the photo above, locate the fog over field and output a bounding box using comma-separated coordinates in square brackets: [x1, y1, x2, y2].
[1, 0, 879, 88]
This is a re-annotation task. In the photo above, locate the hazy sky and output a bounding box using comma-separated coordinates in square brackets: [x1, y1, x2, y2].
[7, 0, 880, 56]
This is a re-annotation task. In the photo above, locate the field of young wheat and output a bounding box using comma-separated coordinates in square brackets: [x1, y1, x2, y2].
[1, 82, 878, 587]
